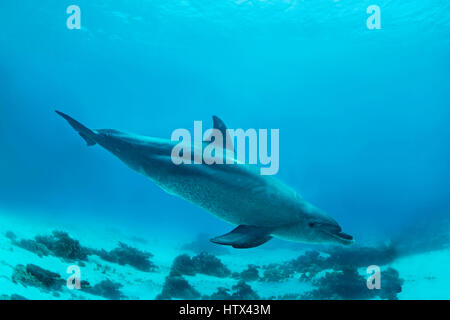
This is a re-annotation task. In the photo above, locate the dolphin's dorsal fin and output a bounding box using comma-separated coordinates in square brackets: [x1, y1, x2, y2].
[210, 225, 273, 249]
[207, 115, 234, 152]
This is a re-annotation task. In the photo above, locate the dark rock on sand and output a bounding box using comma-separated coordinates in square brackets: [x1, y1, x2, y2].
[156, 275, 201, 300]
[83, 279, 127, 300]
[260, 245, 399, 283]
[324, 244, 398, 270]
[204, 280, 260, 300]
[14, 239, 51, 258]
[93, 242, 156, 272]
[35, 231, 89, 261]
[8, 230, 157, 273]
[300, 266, 403, 300]
[260, 263, 293, 282]
[0, 293, 28, 300]
[233, 264, 260, 282]
[8, 230, 89, 261]
[170, 252, 231, 278]
[12, 264, 65, 291]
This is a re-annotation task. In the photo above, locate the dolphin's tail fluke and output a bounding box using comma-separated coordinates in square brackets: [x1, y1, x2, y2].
[55, 110, 97, 146]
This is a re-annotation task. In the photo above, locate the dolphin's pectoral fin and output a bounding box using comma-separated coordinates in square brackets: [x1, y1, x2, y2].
[210, 225, 272, 249]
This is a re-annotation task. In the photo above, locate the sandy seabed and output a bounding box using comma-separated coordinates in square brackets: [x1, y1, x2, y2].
[0, 209, 448, 300]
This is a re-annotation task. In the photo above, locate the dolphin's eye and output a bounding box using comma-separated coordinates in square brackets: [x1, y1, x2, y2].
[308, 222, 315, 228]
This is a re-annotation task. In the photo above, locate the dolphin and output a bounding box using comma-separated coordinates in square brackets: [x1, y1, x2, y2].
[56, 111, 354, 248]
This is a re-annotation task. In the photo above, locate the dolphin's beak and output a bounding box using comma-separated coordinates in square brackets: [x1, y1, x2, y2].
[316, 222, 354, 245]
[330, 231, 354, 245]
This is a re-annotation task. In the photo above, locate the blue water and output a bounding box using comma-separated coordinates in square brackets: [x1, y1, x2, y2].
[0, 1, 449, 300]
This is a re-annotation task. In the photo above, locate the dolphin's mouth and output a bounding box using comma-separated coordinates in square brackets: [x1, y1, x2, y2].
[316, 223, 354, 245]
[326, 230, 354, 245]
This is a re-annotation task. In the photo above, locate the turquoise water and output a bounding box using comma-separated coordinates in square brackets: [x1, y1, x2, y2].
[0, 1, 449, 300]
